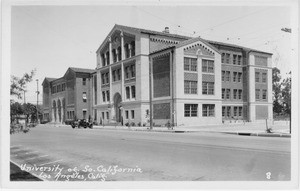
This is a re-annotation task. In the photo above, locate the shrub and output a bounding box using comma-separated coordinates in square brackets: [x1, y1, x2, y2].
[143, 123, 147, 127]
[137, 122, 141, 127]
[125, 122, 130, 127]
[130, 122, 136, 127]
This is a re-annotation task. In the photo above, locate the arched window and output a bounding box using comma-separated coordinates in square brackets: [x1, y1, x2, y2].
[106, 51, 110, 65]
[130, 41, 135, 57]
[117, 46, 121, 61]
[124, 44, 129, 59]
[112, 49, 117, 63]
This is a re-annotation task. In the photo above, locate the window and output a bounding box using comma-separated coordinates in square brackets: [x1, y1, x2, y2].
[184, 81, 197, 94]
[131, 86, 136, 98]
[222, 71, 225, 82]
[237, 55, 242, 65]
[184, 57, 190, 71]
[202, 104, 215, 117]
[94, 109, 97, 121]
[238, 72, 242, 82]
[227, 107, 231, 117]
[106, 51, 110, 65]
[117, 47, 121, 61]
[226, 89, 231, 99]
[184, 57, 197, 71]
[112, 70, 116, 82]
[255, 89, 260, 100]
[131, 110, 135, 119]
[131, 65, 136, 78]
[62, 83, 66, 91]
[262, 89, 267, 100]
[105, 73, 109, 84]
[125, 110, 129, 119]
[184, 104, 198, 117]
[226, 71, 230, 82]
[202, 59, 214, 73]
[125, 66, 130, 79]
[125, 44, 130, 58]
[112, 49, 117, 63]
[102, 112, 105, 120]
[238, 90, 242, 99]
[233, 72, 237, 82]
[222, 88, 225, 99]
[126, 86, 130, 99]
[106, 112, 109, 120]
[82, 92, 87, 102]
[102, 91, 106, 102]
[83, 110, 87, 119]
[239, 107, 243, 117]
[82, 78, 86, 86]
[262, 73, 267, 83]
[221, 53, 225, 63]
[106, 90, 110, 102]
[233, 54, 237, 65]
[255, 72, 260, 82]
[101, 54, 105, 66]
[222, 106, 226, 117]
[233, 89, 237, 99]
[202, 82, 214, 95]
[101, 73, 105, 84]
[226, 53, 230, 64]
[234, 107, 238, 116]
[131, 41, 135, 57]
[117, 69, 121, 80]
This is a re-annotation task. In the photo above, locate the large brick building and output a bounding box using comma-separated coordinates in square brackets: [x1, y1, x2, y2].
[42, 24, 273, 126]
[42, 67, 95, 123]
[92, 24, 272, 126]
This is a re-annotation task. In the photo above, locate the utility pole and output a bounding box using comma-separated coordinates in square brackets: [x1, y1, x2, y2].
[36, 79, 40, 124]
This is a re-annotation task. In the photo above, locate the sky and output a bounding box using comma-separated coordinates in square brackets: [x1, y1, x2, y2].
[10, 2, 296, 104]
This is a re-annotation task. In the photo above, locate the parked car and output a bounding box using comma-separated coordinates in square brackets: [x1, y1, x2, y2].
[71, 119, 93, 129]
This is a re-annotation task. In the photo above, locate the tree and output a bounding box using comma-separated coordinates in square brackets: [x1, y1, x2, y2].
[22, 103, 37, 123]
[10, 69, 36, 99]
[10, 101, 24, 123]
[272, 67, 282, 114]
[281, 72, 291, 114]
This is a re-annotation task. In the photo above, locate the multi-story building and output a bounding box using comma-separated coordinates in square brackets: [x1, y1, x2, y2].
[42, 67, 95, 123]
[42, 24, 273, 126]
[93, 24, 273, 126]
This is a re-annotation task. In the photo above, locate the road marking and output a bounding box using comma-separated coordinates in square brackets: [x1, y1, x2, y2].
[26, 155, 49, 160]
[39, 159, 63, 166]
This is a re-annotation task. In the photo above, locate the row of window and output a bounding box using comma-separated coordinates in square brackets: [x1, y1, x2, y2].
[184, 57, 214, 73]
[100, 110, 135, 120]
[222, 71, 242, 83]
[221, 53, 242, 65]
[222, 89, 243, 100]
[184, 104, 215, 117]
[101, 64, 136, 85]
[222, 106, 243, 117]
[184, 81, 215, 95]
[67, 111, 75, 120]
[101, 41, 135, 67]
[255, 72, 267, 83]
[51, 83, 66, 94]
[256, 89, 268, 100]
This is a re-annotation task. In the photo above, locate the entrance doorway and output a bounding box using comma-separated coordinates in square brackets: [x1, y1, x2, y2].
[113, 93, 122, 122]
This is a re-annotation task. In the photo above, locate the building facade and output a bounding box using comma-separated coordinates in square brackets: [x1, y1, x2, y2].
[42, 67, 95, 123]
[42, 24, 273, 127]
[92, 24, 273, 126]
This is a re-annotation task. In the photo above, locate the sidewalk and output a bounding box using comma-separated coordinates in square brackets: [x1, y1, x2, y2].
[45, 120, 291, 137]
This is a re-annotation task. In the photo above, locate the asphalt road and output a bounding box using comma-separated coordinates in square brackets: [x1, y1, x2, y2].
[10, 125, 291, 181]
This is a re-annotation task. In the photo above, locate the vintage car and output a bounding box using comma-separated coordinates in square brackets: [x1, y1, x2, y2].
[71, 119, 93, 129]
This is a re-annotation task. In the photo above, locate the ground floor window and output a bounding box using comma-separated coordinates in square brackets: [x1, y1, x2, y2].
[222, 106, 225, 117]
[106, 112, 109, 120]
[131, 110, 135, 119]
[184, 104, 198, 117]
[202, 104, 215, 117]
[102, 112, 105, 120]
[125, 110, 129, 119]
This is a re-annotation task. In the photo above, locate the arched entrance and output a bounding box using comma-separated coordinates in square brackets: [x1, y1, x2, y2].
[53, 100, 57, 122]
[113, 93, 122, 122]
[57, 99, 61, 122]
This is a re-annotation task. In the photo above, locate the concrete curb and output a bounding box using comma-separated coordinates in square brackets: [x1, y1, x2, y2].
[223, 132, 291, 138]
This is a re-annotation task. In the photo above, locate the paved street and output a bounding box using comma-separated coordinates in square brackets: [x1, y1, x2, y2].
[10, 125, 290, 181]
